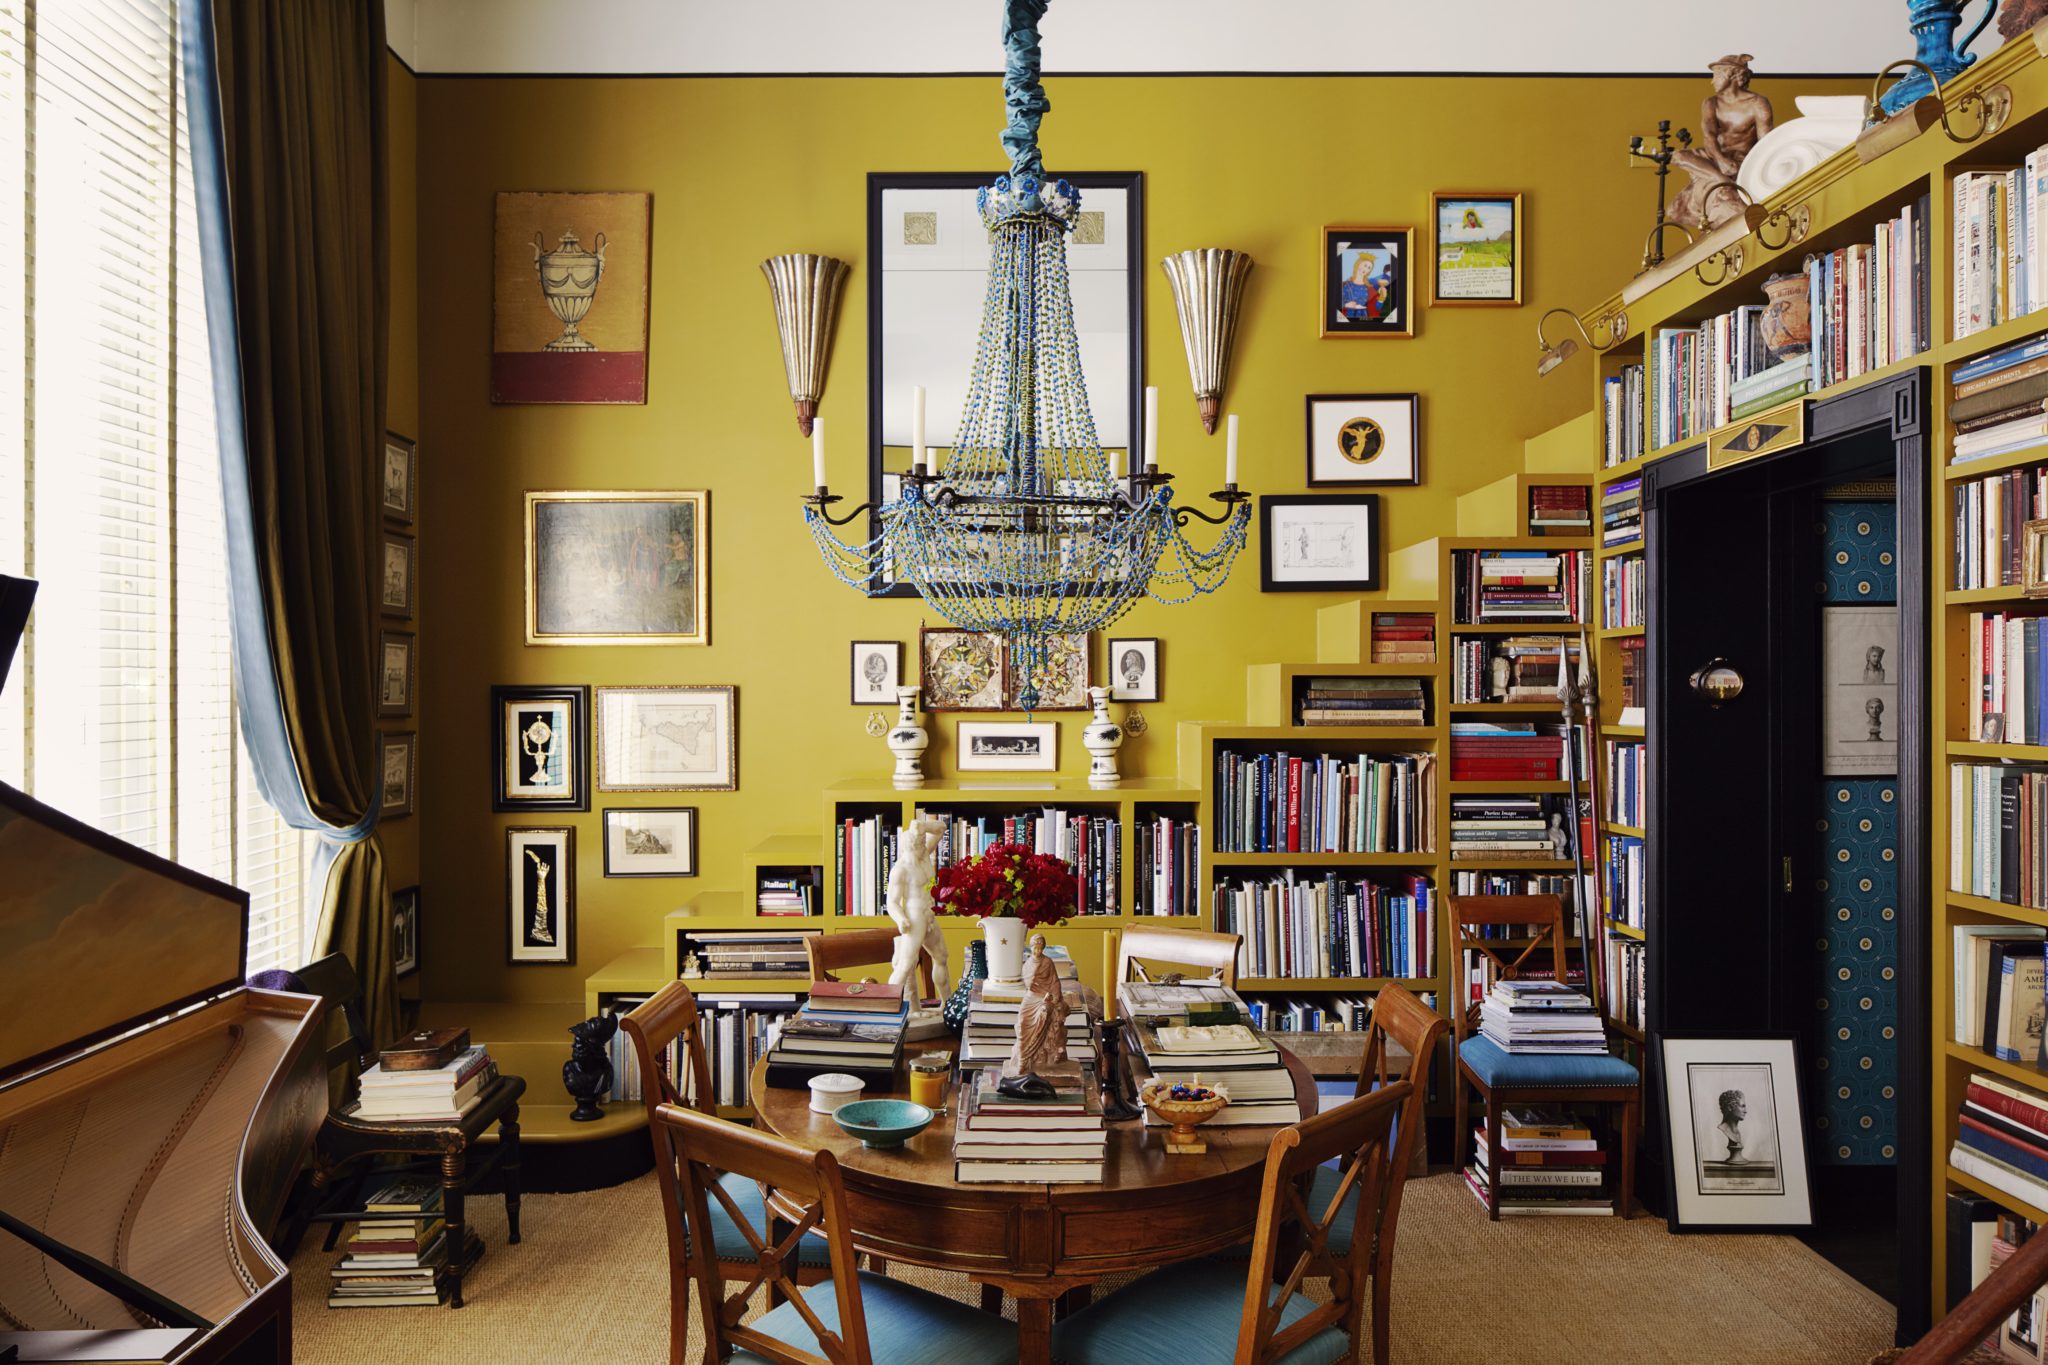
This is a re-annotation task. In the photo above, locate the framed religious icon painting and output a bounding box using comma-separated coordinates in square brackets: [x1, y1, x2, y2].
[1304, 393, 1420, 487]
[1106, 637, 1160, 703]
[491, 684, 590, 812]
[1430, 192, 1522, 306]
[602, 807, 698, 878]
[380, 530, 416, 618]
[492, 190, 652, 404]
[1320, 226, 1413, 338]
[506, 826, 575, 966]
[1656, 1034, 1812, 1230]
[379, 730, 416, 819]
[595, 684, 737, 792]
[850, 640, 902, 705]
[377, 630, 415, 717]
[381, 433, 417, 524]
[919, 627, 1006, 711]
[1260, 495, 1381, 593]
[525, 490, 708, 646]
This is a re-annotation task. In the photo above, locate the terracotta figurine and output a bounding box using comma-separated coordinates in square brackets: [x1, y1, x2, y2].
[1671, 55, 1775, 231]
[884, 814, 948, 998]
[2002, 1, 2048, 45]
[1006, 933, 1068, 1076]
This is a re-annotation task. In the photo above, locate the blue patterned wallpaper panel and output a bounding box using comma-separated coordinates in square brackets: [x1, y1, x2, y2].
[1820, 500, 1897, 603]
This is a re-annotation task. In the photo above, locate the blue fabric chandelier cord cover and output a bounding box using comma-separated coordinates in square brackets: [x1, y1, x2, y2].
[1000, 0, 1050, 179]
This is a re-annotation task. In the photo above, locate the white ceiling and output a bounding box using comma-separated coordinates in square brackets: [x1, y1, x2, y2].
[385, 0, 1999, 76]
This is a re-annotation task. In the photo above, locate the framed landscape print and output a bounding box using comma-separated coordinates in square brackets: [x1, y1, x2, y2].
[919, 627, 1006, 711]
[1320, 226, 1413, 338]
[1657, 1034, 1812, 1230]
[1007, 631, 1089, 710]
[379, 731, 416, 819]
[507, 826, 575, 966]
[1821, 606, 1899, 771]
[1305, 393, 1420, 487]
[381, 434, 417, 524]
[526, 490, 708, 646]
[1107, 637, 1160, 703]
[957, 721, 1057, 772]
[850, 640, 902, 705]
[1431, 192, 1522, 306]
[602, 807, 698, 877]
[596, 684, 737, 791]
[377, 630, 415, 717]
[1260, 495, 1382, 593]
[380, 530, 416, 618]
[492, 684, 590, 812]
[391, 887, 420, 977]
[492, 190, 651, 404]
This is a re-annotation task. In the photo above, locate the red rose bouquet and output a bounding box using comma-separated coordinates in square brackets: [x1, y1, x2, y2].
[931, 842, 1076, 931]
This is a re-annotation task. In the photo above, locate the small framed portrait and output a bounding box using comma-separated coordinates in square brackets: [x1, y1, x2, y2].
[602, 807, 698, 878]
[1006, 631, 1090, 710]
[525, 490, 708, 646]
[1260, 495, 1382, 593]
[391, 886, 420, 977]
[377, 630, 415, 717]
[1305, 393, 1420, 487]
[492, 684, 590, 812]
[1820, 606, 1898, 774]
[850, 640, 902, 705]
[1431, 192, 1522, 306]
[596, 684, 737, 791]
[919, 627, 1007, 711]
[507, 826, 575, 966]
[1656, 1034, 1812, 1230]
[379, 730, 416, 819]
[380, 530, 416, 618]
[2026, 518, 2048, 599]
[1320, 225, 1413, 339]
[957, 721, 1057, 772]
[382, 433, 417, 524]
[1106, 637, 1160, 703]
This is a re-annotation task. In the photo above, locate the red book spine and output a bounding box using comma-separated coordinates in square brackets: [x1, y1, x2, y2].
[1286, 758, 1303, 853]
[1962, 1111, 2048, 1163]
[1966, 1082, 2048, 1137]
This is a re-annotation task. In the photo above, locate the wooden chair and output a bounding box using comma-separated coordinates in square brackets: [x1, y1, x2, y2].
[1052, 1079, 1412, 1365]
[622, 983, 830, 1365]
[1450, 893, 1639, 1220]
[1109, 924, 1241, 1018]
[807, 925, 937, 1002]
[655, 1099, 1020, 1365]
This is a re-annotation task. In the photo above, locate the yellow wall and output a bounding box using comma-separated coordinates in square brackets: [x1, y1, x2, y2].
[412, 72, 1853, 1006]
[383, 53, 421, 944]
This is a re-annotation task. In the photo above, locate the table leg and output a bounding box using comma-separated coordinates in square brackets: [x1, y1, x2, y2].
[501, 1105, 523, 1245]
[442, 1151, 467, 1309]
[1016, 1294, 1054, 1365]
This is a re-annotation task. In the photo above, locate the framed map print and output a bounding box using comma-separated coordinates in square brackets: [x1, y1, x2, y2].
[595, 685, 737, 792]
[526, 490, 708, 646]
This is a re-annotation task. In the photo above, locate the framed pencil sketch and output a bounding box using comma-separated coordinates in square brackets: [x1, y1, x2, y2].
[1107, 637, 1160, 703]
[1320, 226, 1413, 338]
[381, 433, 417, 524]
[957, 721, 1058, 772]
[851, 641, 902, 705]
[1260, 495, 1381, 593]
[525, 490, 708, 646]
[602, 807, 698, 877]
[1656, 1034, 1812, 1230]
[379, 730, 416, 819]
[507, 826, 575, 966]
[1431, 192, 1522, 306]
[391, 886, 420, 977]
[377, 630, 415, 718]
[1820, 606, 1898, 773]
[1305, 394, 1420, 487]
[380, 530, 416, 618]
[596, 684, 737, 792]
[492, 684, 590, 812]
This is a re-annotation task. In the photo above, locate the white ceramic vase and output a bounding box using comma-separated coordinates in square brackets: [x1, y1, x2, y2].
[1082, 685, 1123, 788]
[983, 915, 1026, 985]
[885, 686, 927, 789]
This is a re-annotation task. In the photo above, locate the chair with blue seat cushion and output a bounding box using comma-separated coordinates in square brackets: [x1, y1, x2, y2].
[1450, 893, 1640, 1221]
[657, 1098, 1020, 1365]
[1052, 1078, 1411, 1365]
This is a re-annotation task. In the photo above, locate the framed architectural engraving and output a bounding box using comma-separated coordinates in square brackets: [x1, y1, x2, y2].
[957, 721, 1057, 772]
[1657, 1034, 1812, 1230]
[1260, 495, 1382, 592]
[595, 685, 737, 791]
[381, 433, 417, 524]
[380, 530, 416, 618]
[377, 630, 415, 718]
[492, 684, 590, 812]
[506, 826, 575, 966]
[379, 730, 416, 820]
[602, 807, 698, 878]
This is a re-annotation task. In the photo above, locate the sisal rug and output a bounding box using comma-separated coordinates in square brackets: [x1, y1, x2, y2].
[290, 1172, 1897, 1363]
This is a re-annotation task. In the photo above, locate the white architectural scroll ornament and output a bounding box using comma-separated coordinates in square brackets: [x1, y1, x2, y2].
[1736, 95, 1867, 203]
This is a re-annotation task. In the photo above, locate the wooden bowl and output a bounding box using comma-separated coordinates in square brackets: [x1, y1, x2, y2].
[1138, 1081, 1230, 1155]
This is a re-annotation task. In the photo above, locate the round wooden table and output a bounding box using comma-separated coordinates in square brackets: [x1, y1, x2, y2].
[750, 1042, 1319, 1364]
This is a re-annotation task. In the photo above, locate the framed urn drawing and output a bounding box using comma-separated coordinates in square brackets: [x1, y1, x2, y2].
[379, 731, 416, 819]
[492, 191, 651, 404]
[1320, 226, 1413, 338]
[526, 490, 708, 646]
[1656, 1034, 1812, 1230]
[492, 684, 590, 812]
[1305, 393, 1419, 487]
[602, 807, 698, 878]
[596, 684, 737, 792]
[507, 826, 575, 966]
[1260, 495, 1381, 593]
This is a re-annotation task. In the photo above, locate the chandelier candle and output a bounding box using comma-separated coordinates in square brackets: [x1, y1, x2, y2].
[912, 384, 928, 475]
[812, 418, 827, 491]
[1226, 414, 1240, 488]
[1143, 386, 1160, 472]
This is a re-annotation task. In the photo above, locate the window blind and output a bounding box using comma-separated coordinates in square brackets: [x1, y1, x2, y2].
[0, 0, 312, 974]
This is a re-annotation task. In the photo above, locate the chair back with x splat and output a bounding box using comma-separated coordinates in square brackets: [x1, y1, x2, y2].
[1238, 1079, 1411, 1365]
[657, 1101, 872, 1365]
[1450, 894, 1570, 1050]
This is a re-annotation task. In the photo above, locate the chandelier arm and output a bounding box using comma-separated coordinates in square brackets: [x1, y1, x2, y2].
[800, 492, 874, 528]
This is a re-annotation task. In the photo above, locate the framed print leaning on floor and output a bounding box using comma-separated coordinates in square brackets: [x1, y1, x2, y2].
[1656, 1034, 1812, 1230]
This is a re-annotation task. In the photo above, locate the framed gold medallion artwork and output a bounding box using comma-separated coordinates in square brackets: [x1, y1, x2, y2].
[492, 190, 651, 404]
[491, 684, 590, 812]
[1431, 191, 1521, 306]
[526, 490, 708, 646]
[1305, 393, 1420, 487]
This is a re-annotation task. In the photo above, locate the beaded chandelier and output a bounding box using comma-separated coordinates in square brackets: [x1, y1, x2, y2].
[803, 0, 1250, 711]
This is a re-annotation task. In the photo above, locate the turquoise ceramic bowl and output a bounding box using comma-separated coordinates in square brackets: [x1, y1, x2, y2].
[832, 1098, 935, 1148]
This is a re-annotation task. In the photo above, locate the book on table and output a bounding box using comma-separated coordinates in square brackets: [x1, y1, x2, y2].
[954, 1064, 1106, 1182]
[762, 996, 907, 1087]
[353, 1046, 498, 1121]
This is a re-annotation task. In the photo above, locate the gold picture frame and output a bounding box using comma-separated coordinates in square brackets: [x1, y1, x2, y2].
[1319, 225, 1414, 339]
[2026, 518, 2048, 599]
[525, 490, 709, 646]
[594, 684, 738, 792]
[1429, 191, 1522, 306]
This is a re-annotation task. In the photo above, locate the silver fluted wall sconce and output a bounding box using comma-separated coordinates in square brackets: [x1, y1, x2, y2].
[1160, 248, 1253, 434]
[760, 253, 850, 436]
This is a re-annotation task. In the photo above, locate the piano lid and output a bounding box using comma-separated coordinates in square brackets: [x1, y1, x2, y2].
[0, 573, 30, 691]
[0, 781, 249, 1086]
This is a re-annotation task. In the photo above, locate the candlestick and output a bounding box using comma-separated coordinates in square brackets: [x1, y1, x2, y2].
[812, 418, 827, 489]
[912, 385, 928, 474]
[1225, 414, 1239, 487]
[1143, 386, 1159, 470]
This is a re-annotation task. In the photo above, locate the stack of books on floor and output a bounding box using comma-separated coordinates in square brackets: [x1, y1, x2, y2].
[1603, 363, 1644, 467]
[1135, 811, 1202, 917]
[953, 1063, 1106, 1183]
[1450, 634, 1581, 704]
[1951, 460, 2048, 590]
[961, 972, 1095, 1068]
[1212, 870, 1434, 980]
[1601, 477, 1642, 547]
[353, 1038, 497, 1123]
[762, 982, 908, 1089]
[1479, 979, 1606, 1054]
[1449, 723, 1563, 782]
[1453, 549, 1587, 624]
[328, 1175, 470, 1308]
[1295, 675, 1427, 727]
[680, 929, 818, 980]
[1450, 794, 1557, 863]
[1951, 1072, 2048, 1215]
[1948, 765, 2048, 909]
[1951, 332, 2048, 468]
[1119, 981, 1303, 1128]
[756, 873, 818, 915]
[1963, 611, 2048, 744]
[1527, 484, 1591, 537]
[1467, 1108, 1613, 1216]
[1370, 611, 1436, 664]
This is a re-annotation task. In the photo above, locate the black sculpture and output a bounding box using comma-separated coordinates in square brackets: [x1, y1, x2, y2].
[563, 1013, 618, 1123]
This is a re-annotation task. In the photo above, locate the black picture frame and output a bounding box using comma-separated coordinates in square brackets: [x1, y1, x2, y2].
[1105, 636, 1161, 703]
[1652, 1031, 1815, 1233]
[601, 807, 700, 878]
[864, 170, 1147, 598]
[1259, 494, 1382, 593]
[850, 640, 903, 706]
[506, 826, 575, 967]
[392, 886, 420, 977]
[1319, 225, 1414, 339]
[491, 684, 591, 813]
[382, 432, 417, 525]
[1304, 393, 1421, 487]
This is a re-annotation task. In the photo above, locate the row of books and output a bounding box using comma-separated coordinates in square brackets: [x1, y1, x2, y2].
[1949, 1072, 2048, 1237]
[1134, 814, 1202, 917]
[1951, 462, 2048, 591]
[1370, 611, 1435, 664]
[1604, 833, 1645, 931]
[1294, 674, 1427, 727]
[1453, 869, 1583, 937]
[1949, 763, 2048, 909]
[1967, 612, 2048, 745]
[1604, 364, 1646, 468]
[1955, 926, 2047, 1064]
[1449, 634, 1581, 705]
[1211, 872, 1435, 981]
[1601, 476, 1642, 548]
[1451, 549, 1589, 624]
[1451, 794, 1562, 864]
[1955, 163, 2047, 341]
[1467, 1109, 1615, 1217]
[1605, 740, 1645, 829]
[1603, 934, 1645, 1033]
[757, 872, 819, 915]
[922, 807, 1124, 917]
[1449, 722, 1565, 782]
[1945, 1192, 2043, 1359]
[1651, 304, 1772, 447]
[1213, 748, 1435, 854]
[1527, 484, 1591, 537]
[1247, 994, 1410, 1033]
[1805, 194, 1931, 386]
[1601, 554, 1644, 632]
[327, 1176, 470, 1309]
[1952, 331, 2048, 469]
[679, 929, 816, 980]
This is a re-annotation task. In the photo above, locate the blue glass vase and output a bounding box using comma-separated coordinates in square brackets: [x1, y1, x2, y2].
[1879, 0, 1996, 116]
[942, 939, 988, 1031]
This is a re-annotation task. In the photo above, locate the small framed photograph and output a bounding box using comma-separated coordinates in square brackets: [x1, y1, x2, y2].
[919, 626, 1007, 711]
[1305, 393, 1420, 487]
[492, 684, 590, 812]
[1005, 630, 1090, 711]
[596, 684, 737, 791]
[1107, 637, 1160, 703]
[1431, 192, 1522, 306]
[1820, 606, 1898, 775]
[1320, 225, 1413, 339]
[525, 489, 708, 646]
[2026, 519, 2048, 599]
[603, 807, 698, 877]
[850, 640, 902, 705]
[391, 886, 420, 977]
[1656, 1034, 1812, 1230]
[507, 826, 575, 966]
[380, 530, 416, 618]
[377, 630, 415, 717]
[379, 730, 416, 819]
[957, 721, 1058, 772]
[1260, 495, 1382, 593]
[382, 433, 417, 524]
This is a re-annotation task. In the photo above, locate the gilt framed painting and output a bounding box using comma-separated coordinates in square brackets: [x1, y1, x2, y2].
[525, 490, 708, 646]
[1431, 192, 1522, 306]
[492, 191, 651, 404]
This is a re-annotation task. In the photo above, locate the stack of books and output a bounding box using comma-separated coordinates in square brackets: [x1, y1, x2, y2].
[354, 1043, 497, 1123]
[961, 972, 1095, 1068]
[1468, 1109, 1613, 1216]
[1605, 740, 1644, 828]
[1954, 163, 2048, 341]
[1119, 982, 1302, 1128]
[1479, 980, 1606, 1054]
[1954, 926, 2047, 1050]
[1212, 871, 1434, 981]
[1453, 549, 1587, 624]
[1603, 363, 1645, 467]
[1951, 1072, 2048, 1216]
[1450, 795, 1556, 863]
[1369, 611, 1436, 664]
[1729, 356, 1808, 419]
[1950, 332, 2048, 469]
[1295, 675, 1427, 727]
[953, 1064, 1106, 1183]
[1449, 723, 1564, 782]
[1600, 477, 1642, 547]
[756, 873, 817, 916]
[1951, 461, 2048, 590]
[1949, 764, 2048, 909]
[1450, 634, 1580, 705]
[1600, 554, 1644, 632]
[1527, 484, 1590, 537]
[1604, 833, 1645, 931]
[1213, 748, 1434, 855]
[680, 929, 817, 980]
[762, 983, 908, 1089]
[1135, 811, 1202, 918]
[327, 1176, 464, 1308]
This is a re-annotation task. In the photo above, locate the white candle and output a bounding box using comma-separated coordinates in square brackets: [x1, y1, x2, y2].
[1111, 445, 1126, 481]
[912, 385, 928, 474]
[812, 418, 826, 489]
[1225, 414, 1240, 487]
[1143, 386, 1159, 470]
